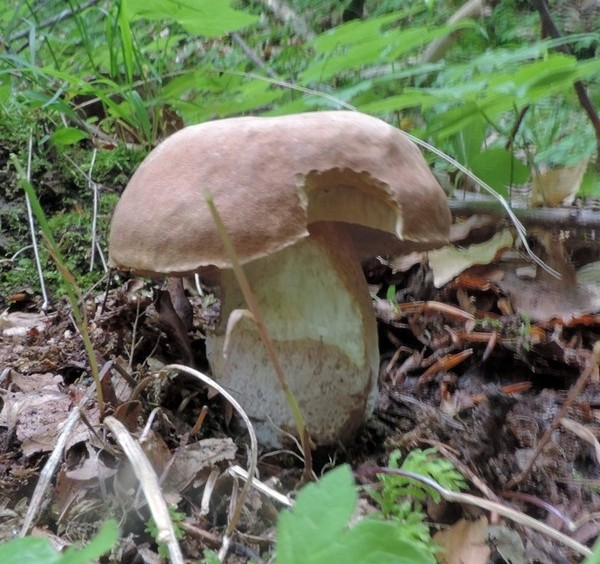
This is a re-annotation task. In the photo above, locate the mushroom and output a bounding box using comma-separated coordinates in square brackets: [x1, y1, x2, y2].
[108, 111, 451, 447]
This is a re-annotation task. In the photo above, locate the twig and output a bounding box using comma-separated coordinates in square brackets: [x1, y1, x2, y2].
[260, 0, 314, 39]
[20, 395, 89, 536]
[231, 33, 278, 78]
[228, 465, 294, 507]
[105, 416, 184, 564]
[506, 342, 600, 489]
[356, 466, 592, 557]
[420, 0, 485, 63]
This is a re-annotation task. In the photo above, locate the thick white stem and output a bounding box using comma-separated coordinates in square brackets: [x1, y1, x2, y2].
[206, 223, 379, 447]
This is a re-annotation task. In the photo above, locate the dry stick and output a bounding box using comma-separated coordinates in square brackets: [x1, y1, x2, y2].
[231, 32, 278, 79]
[20, 395, 89, 536]
[532, 0, 600, 171]
[448, 197, 600, 230]
[104, 416, 184, 563]
[356, 467, 592, 557]
[260, 0, 315, 40]
[205, 192, 314, 484]
[420, 0, 485, 63]
[507, 341, 600, 489]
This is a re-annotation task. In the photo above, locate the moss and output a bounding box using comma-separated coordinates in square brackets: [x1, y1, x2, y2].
[0, 106, 145, 300]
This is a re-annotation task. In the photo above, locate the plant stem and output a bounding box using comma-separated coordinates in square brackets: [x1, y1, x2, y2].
[205, 191, 313, 481]
[10, 154, 104, 416]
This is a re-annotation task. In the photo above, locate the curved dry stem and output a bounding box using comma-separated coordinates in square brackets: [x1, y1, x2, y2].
[359, 467, 591, 557]
[163, 364, 258, 560]
[104, 416, 184, 564]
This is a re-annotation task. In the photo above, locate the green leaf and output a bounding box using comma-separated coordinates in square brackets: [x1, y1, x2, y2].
[451, 116, 485, 167]
[0, 537, 59, 562]
[358, 91, 432, 114]
[0, 520, 118, 564]
[302, 20, 473, 83]
[276, 465, 357, 563]
[59, 520, 119, 564]
[470, 148, 530, 197]
[276, 465, 435, 564]
[317, 518, 435, 564]
[126, 0, 257, 37]
[51, 127, 89, 146]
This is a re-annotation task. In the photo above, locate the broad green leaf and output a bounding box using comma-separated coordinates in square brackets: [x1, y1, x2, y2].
[276, 465, 435, 564]
[470, 148, 530, 197]
[451, 116, 485, 167]
[357, 90, 434, 115]
[0, 537, 59, 562]
[0, 520, 118, 564]
[51, 127, 89, 146]
[311, 518, 436, 564]
[276, 465, 357, 563]
[309, 12, 410, 52]
[302, 21, 472, 83]
[126, 0, 257, 37]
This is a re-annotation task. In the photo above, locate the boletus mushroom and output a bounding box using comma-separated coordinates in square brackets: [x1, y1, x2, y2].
[108, 111, 451, 447]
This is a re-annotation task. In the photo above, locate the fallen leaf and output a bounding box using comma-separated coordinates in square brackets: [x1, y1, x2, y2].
[434, 517, 490, 564]
[429, 230, 514, 288]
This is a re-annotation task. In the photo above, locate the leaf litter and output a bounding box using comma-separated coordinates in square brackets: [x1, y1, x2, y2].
[1, 217, 600, 561]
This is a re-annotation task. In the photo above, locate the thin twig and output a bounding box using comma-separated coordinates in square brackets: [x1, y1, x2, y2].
[231, 32, 278, 78]
[356, 466, 592, 557]
[5, 0, 100, 44]
[532, 0, 600, 171]
[506, 341, 600, 489]
[20, 395, 90, 536]
[260, 0, 314, 39]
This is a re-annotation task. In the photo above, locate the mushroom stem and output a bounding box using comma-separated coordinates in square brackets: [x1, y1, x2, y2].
[205, 222, 379, 447]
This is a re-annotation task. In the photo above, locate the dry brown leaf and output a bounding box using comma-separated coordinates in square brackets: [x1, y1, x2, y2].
[434, 517, 490, 564]
[0, 384, 98, 457]
[561, 418, 600, 467]
[165, 437, 237, 493]
[429, 230, 514, 288]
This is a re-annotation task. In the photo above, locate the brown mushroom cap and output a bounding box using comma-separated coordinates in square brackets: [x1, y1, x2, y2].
[108, 111, 451, 276]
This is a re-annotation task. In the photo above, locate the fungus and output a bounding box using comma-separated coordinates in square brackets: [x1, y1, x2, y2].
[108, 111, 451, 447]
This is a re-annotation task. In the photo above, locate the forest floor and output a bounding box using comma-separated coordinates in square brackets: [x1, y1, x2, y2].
[1, 207, 600, 562]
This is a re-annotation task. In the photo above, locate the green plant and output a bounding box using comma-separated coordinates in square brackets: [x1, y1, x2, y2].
[145, 506, 185, 559]
[276, 464, 436, 564]
[11, 154, 104, 413]
[368, 448, 467, 553]
[0, 520, 118, 564]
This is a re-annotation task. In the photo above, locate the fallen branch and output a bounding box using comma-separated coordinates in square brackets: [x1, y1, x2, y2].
[449, 197, 600, 230]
